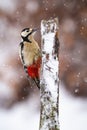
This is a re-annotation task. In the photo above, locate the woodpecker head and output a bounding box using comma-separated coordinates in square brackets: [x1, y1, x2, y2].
[21, 28, 38, 42]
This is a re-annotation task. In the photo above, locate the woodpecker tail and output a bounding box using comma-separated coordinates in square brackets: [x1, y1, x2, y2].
[33, 78, 40, 89]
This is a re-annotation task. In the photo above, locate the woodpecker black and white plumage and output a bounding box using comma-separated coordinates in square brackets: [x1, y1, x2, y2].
[19, 28, 41, 89]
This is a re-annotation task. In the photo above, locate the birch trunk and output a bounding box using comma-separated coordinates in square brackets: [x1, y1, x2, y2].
[39, 18, 60, 130]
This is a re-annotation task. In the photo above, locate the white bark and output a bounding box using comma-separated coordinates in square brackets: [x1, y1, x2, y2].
[40, 18, 60, 130]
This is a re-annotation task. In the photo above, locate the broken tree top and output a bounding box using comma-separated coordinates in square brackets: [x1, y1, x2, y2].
[41, 18, 59, 57]
[41, 18, 59, 34]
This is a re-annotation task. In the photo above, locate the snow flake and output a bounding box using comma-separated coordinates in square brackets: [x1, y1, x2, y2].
[75, 88, 79, 93]
[77, 72, 80, 78]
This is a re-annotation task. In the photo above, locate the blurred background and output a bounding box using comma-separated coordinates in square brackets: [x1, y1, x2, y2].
[0, 0, 87, 130]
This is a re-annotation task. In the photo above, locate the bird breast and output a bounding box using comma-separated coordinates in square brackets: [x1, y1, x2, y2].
[23, 42, 40, 66]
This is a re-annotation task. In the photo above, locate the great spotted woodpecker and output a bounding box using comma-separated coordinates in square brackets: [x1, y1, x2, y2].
[19, 28, 41, 89]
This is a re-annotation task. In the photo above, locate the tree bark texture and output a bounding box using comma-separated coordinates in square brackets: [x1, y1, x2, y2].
[39, 18, 60, 130]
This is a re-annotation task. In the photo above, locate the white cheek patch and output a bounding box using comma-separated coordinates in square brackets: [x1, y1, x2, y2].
[21, 31, 28, 37]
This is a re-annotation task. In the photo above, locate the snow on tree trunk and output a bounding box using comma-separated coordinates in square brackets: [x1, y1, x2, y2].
[39, 18, 60, 130]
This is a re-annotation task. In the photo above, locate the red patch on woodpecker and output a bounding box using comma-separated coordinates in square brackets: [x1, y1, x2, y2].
[27, 57, 41, 78]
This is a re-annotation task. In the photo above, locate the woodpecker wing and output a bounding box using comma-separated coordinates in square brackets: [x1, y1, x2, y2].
[19, 42, 24, 64]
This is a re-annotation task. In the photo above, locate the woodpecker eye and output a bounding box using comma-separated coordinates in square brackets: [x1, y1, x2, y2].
[26, 30, 29, 32]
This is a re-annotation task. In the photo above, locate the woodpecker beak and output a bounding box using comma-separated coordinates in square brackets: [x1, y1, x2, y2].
[32, 28, 39, 33]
